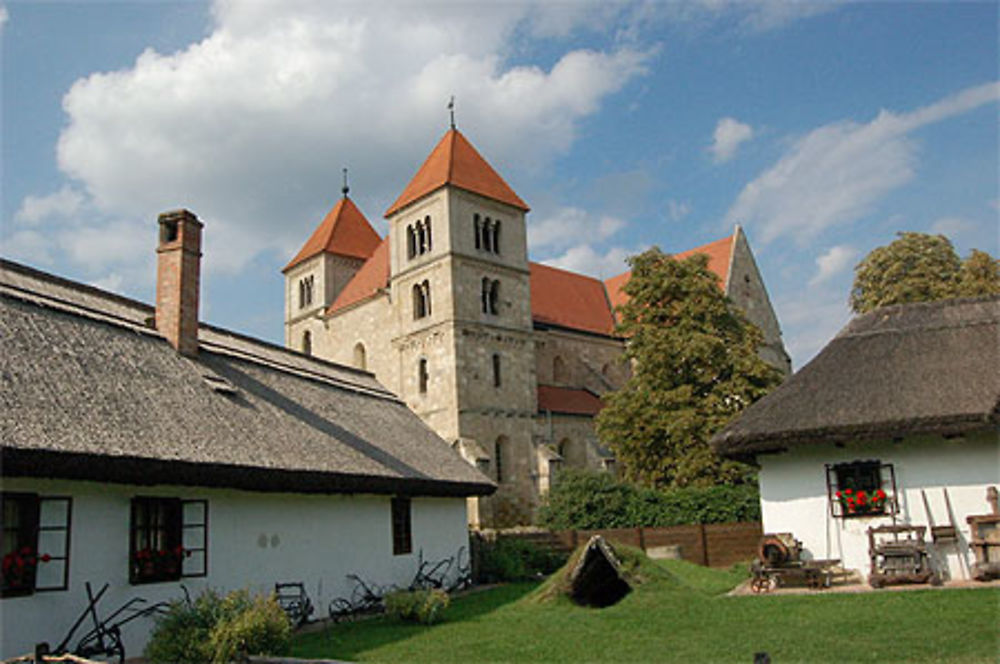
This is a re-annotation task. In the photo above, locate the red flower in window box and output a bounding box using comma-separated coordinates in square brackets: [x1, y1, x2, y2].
[2, 547, 52, 591]
[836, 489, 888, 515]
[133, 547, 184, 580]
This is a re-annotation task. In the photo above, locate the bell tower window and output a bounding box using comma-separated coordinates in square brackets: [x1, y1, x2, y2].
[492, 353, 501, 387]
[407, 217, 433, 260]
[298, 275, 314, 309]
[412, 280, 431, 320]
[418, 358, 429, 393]
[481, 278, 500, 315]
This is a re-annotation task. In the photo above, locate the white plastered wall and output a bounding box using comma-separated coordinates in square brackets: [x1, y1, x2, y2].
[0, 477, 468, 659]
[757, 430, 1000, 581]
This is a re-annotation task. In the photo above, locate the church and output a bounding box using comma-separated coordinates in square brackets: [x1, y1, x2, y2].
[283, 126, 790, 527]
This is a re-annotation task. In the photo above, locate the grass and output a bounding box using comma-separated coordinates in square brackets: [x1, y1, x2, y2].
[292, 559, 999, 663]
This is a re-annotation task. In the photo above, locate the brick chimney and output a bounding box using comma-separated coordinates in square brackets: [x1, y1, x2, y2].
[156, 209, 203, 356]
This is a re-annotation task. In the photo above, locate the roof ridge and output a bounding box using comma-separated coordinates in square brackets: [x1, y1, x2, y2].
[2, 257, 396, 402]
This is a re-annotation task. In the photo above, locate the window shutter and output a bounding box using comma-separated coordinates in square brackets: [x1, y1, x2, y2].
[35, 497, 71, 591]
[181, 500, 208, 578]
[879, 463, 898, 516]
[824, 464, 842, 518]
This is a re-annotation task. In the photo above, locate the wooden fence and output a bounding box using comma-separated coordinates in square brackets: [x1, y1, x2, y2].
[496, 521, 762, 568]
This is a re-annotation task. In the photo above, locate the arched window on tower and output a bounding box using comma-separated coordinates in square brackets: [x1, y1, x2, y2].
[422, 280, 431, 316]
[416, 223, 426, 256]
[424, 216, 432, 252]
[481, 278, 499, 315]
[553, 355, 567, 384]
[482, 218, 492, 253]
[473, 213, 481, 250]
[407, 225, 416, 259]
[413, 283, 428, 319]
[353, 342, 367, 371]
[302, 330, 312, 356]
[492, 353, 501, 387]
[488, 280, 500, 315]
[418, 358, 429, 393]
[491, 221, 501, 254]
[494, 436, 508, 483]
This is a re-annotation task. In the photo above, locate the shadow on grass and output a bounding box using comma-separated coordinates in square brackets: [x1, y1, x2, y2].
[291, 582, 539, 661]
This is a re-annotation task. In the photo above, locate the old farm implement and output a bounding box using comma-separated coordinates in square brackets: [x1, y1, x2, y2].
[750, 533, 843, 593]
[37, 582, 168, 664]
[867, 524, 939, 588]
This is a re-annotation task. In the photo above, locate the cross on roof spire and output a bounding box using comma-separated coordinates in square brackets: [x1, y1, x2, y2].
[448, 96, 455, 130]
[342, 167, 349, 198]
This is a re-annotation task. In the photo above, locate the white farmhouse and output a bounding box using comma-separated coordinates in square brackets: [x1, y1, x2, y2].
[0, 210, 493, 659]
[712, 296, 1000, 583]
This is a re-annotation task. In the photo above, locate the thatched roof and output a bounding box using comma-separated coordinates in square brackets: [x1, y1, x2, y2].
[0, 259, 494, 497]
[712, 296, 1000, 457]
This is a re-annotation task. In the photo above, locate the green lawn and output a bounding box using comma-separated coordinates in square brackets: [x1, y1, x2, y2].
[292, 561, 1000, 663]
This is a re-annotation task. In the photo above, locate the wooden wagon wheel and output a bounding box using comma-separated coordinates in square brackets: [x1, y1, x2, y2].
[750, 574, 776, 594]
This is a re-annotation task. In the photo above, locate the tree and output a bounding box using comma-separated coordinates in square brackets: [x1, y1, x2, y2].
[850, 232, 999, 313]
[957, 249, 1000, 297]
[595, 248, 782, 489]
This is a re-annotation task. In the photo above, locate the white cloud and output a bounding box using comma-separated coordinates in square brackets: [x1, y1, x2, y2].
[710, 117, 753, 162]
[809, 244, 857, 286]
[15, 186, 86, 224]
[668, 199, 691, 222]
[36, 1, 651, 284]
[528, 206, 626, 251]
[930, 216, 976, 238]
[542, 244, 637, 279]
[778, 293, 852, 369]
[0, 5, 8, 32]
[1, 230, 55, 267]
[727, 81, 1000, 244]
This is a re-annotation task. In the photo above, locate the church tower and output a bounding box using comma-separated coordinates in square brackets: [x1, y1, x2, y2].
[283, 184, 382, 355]
[384, 128, 538, 525]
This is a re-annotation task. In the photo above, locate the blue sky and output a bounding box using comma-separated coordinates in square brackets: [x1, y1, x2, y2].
[2, 1, 997, 368]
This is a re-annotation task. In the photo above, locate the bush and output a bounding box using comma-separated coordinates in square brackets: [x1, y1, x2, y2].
[210, 592, 292, 662]
[538, 469, 760, 530]
[383, 588, 450, 624]
[146, 588, 291, 663]
[477, 537, 566, 583]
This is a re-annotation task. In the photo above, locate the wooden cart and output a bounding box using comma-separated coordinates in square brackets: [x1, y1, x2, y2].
[749, 532, 842, 593]
[750, 557, 843, 593]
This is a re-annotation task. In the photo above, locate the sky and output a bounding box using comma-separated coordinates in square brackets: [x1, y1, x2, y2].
[2, 0, 998, 369]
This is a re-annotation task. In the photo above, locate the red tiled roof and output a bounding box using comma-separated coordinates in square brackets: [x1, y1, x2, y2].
[284, 196, 382, 272]
[604, 233, 735, 313]
[530, 262, 616, 336]
[328, 237, 390, 313]
[537, 385, 604, 416]
[385, 129, 529, 217]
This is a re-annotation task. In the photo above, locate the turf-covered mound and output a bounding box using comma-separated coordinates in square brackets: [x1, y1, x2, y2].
[528, 536, 677, 607]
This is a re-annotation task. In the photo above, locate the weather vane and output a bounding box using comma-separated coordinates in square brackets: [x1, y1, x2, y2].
[448, 96, 456, 130]
[342, 167, 349, 198]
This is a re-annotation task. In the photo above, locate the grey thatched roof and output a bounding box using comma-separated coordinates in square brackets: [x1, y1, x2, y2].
[712, 296, 1000, 457]
[0, 259, 494, 497]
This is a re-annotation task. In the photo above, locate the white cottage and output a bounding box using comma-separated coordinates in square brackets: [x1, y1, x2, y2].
[0, 210, 493, 659]
[712, 296, 1000, 583]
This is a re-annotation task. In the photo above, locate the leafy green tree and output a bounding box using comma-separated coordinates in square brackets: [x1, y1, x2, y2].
[595, 248, 782, 489]
[957, 249, 1000, 297]
[850, 232, 999, 313]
